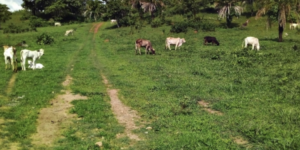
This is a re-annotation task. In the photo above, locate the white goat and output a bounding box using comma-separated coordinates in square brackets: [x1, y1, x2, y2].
[3, 46, 17, 72]
[20, 49, 44, 70]
[65, 29, 74, 36]
[28, 60, 44, 69]
[243, 36, 260, 51]
[54, 22, 61, 26]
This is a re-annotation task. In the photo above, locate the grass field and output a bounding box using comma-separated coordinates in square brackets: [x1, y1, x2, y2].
[1, 12, 300, 149]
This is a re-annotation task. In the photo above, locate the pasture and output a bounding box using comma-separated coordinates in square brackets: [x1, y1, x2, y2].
[1, 13, 300, 149]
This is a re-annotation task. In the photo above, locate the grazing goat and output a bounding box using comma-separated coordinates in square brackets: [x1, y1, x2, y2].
[3, 46, 18, 72]
[165, 37, 186, 50]
[290, 23, 299, 29]
[204, 36, 220, 46]
[65, 29, 74, 36]
[243, 36, 260, 51]
[28, 60, 44, 69]
[20, 49, 44, 70]
[241, 20, 249, 28]
[54, 22, 61, 26]
[135, 39, 156, 55]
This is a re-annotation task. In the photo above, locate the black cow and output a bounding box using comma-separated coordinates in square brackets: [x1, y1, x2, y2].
[204, 36, 219, 46]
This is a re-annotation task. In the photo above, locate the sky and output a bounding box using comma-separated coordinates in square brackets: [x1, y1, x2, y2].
[0, 0, 23, 12]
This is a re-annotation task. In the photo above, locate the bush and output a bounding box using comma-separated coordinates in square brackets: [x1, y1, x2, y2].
[201, 22, 216, 32]
[29, 16, 47, 28]
[151, 18, 163, 28]
[170, 22, 188, 33]
[36, 33, 54, 45]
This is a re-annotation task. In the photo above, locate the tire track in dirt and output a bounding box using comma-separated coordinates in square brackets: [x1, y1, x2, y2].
[31, 75, 88, 147]
[31, 28, 93, 147]
[92, 23, 141, 141]
[0, 73, 19, 149]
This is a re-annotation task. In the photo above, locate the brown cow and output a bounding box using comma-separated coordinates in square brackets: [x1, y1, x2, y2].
[135, 39, 155, 55]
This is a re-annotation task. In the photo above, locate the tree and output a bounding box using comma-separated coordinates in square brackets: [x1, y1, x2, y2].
[0, 4, 12, 29]
[256, 0, 300, 42]
[22, 0, 85, 22]
[83, 0, 105, 21]
[215, 0, 244, 27]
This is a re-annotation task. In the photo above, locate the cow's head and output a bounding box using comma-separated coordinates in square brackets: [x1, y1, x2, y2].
[150, 48, 155, 54]
[181, 38, 186, 43]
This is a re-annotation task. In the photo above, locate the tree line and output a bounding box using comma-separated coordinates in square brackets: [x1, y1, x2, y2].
[1, 0, 300, 41]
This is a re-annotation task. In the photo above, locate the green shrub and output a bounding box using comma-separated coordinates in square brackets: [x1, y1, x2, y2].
[29, 16, 47, 28]
[36, 33, 54, 45]
[170, 21, 188, 33]
[151, 17, 163, 28]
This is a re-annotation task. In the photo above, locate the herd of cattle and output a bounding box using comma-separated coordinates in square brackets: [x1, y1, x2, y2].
[8, 19, 299, 72]
[135, 35, 260, 55]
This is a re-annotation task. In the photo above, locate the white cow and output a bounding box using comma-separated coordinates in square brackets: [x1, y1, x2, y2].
[165, 37, 186, 50]
[65, 29, 74, 36]
[3, 46, 17, 72]
[243, 36, 260, 51]
[290, 23, 299, 29]
[54, 22, 61, 26]
[28, 60, 44, 69]
[20, 49, 44, 70]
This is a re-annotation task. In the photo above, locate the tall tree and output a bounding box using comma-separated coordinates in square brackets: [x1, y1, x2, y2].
[0, 4, 12, 29]
[256, 0, 300, 42]
[215, 0, 244, 27]
[83, 0, 105, 21]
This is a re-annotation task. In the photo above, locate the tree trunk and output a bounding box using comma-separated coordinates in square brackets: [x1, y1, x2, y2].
[278, 25, 283, 42]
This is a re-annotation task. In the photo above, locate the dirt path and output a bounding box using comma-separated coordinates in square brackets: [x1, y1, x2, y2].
[31, 74, 88, 147]
[92, 23, 141, 141]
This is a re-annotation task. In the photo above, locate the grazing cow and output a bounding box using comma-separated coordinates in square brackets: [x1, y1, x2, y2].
[243, 36, 260, 51]
[28, 60, 44, 69]
[241, 20, 249, 28]
[54, 22, 61, 26]
[135, 39, 155, 55]
[20, 49, 44, 70]
[65, 29, 74, 36]
[3, 46, 18, 72]
[165, 37, 186, 50]
[204, 36, 220, 46]
[290, 23, 299, 29]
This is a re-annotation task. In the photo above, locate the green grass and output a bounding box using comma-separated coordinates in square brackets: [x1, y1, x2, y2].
[95, 15, 300, 149]
[1, 12, 300, 149]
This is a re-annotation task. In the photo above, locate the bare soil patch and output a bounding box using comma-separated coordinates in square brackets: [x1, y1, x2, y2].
[101, 75, 141, 141]
[198, 100, 223, 116]
[6, 73, 17, 95]
[31, 75, 88, 147]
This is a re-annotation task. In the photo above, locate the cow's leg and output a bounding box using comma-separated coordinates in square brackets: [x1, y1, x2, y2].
[32, 59, 36, 70]
[252, 44, 254, 50]
[21, 57, 26, 71]
[11, 57, 14, 71]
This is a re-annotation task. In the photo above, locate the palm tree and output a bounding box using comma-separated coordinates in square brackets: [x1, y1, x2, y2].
[256, 0, 300, 42]
[215, 1, 244, 27]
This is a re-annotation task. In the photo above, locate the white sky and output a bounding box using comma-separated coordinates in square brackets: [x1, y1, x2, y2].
[0, 0, 23, 12]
